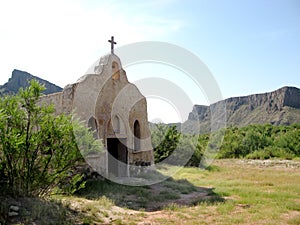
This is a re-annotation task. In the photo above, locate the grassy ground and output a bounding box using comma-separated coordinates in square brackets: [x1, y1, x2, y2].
[169, 160, 300, 225]
[1, 159, 300, 224]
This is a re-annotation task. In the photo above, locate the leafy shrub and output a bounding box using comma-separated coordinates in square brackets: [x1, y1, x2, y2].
[186, 134, 209, 167]
[151, 122, 300, 164]
[245, 150, 272, 160]
[151, 124, 181, 163]
[0, 80, 99, 196]
[218, 124, 300, 159]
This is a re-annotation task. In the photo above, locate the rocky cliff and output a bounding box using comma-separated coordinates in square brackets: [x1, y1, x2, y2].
[184, 86, 300, 133]
[0, 69, 62, 96]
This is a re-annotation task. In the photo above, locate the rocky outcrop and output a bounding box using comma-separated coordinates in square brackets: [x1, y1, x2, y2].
[0, 69, 62, 96]
[185, 86, 300, 133]
[282, 86, 300, 109]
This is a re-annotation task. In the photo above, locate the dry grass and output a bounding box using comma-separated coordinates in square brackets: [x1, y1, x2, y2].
[2, 159, 299, 224]
[58, 159, 300, 224]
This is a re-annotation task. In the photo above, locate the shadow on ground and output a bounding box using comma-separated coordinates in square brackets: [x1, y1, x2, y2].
[0, 195, 81, 224]
[76, 168, 224, 212]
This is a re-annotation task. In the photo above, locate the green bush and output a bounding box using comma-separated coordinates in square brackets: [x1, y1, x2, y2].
[218, 124, 300, 159]
[245, 150, 271, 160]
[0, 80, 99, 196]
[275, 128, 300, 156]
[245, 147, 295, 160]
[217, 126, 245, 158]
[151, 123, 300, 164]
[186, 134, 209, 167]
[152, 124, 181, 163]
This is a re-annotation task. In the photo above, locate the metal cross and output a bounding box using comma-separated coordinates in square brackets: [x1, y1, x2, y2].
[108, 36, 117, 54]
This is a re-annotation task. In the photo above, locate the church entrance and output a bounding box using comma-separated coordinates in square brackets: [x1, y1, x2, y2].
[107, 138, 128, 177]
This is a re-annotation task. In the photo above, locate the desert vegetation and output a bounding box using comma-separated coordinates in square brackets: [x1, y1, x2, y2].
[0, 80, 101, 197]
[2, 160, 298, 224]
[0, 81, 299, 224]
[151, 123, 300, 167]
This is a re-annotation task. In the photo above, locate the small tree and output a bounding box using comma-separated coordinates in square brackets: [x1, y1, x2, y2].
[151, 124, 181, 163]
[218, 126, 244, 158]
[186, 134, 209, 166]
[0, 80, 101, 196]
[276, 128, 300, 156]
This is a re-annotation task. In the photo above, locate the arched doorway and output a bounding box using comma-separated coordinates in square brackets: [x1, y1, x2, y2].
[107, 117, 128, 177]
[134, 120, 141, 151]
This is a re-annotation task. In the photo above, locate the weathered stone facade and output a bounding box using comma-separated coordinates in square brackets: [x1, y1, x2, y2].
[40, 53, 154, 177]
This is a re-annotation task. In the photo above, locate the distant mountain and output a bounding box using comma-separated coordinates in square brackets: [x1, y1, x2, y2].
[2, 71, 300, 134]
[183, 86, 300, 134]
[0, 69, 62, 96]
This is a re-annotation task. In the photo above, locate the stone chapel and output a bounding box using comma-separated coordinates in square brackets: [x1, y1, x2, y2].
[40, 38, 154, 177]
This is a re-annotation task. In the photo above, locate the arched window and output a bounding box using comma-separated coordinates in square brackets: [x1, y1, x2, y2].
[112, 61, 120, 80]
[134, 120, 141, 151]
[88, 117, 98, 139]
[113, 115, 120, 133]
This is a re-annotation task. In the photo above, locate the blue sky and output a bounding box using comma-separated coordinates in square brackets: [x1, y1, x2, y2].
[0, 0, 299, 122]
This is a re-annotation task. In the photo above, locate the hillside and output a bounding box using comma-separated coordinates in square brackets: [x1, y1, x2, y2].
[184, 86, 300, 133]
[0, 69, 62, 96]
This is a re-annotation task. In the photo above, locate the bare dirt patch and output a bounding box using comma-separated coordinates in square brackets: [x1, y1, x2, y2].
[282, 210, 300, 222]
[237, 159, 300, 169]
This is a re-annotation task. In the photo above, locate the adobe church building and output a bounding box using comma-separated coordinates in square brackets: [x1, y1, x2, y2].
[40, 37, 154, 177]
